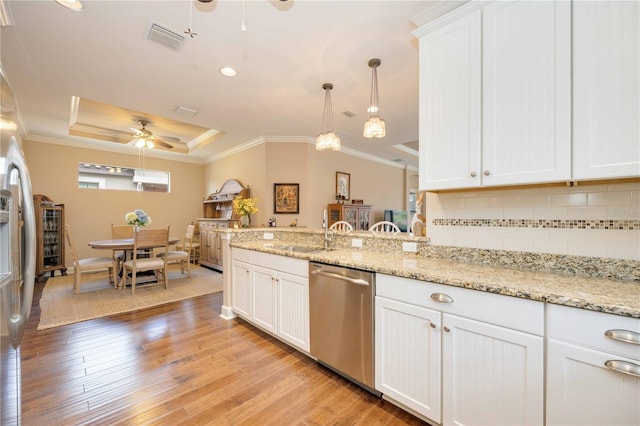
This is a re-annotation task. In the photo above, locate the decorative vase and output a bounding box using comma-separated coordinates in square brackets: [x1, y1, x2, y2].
[134, 225, 140, 232]
[240, 215, 250, 228]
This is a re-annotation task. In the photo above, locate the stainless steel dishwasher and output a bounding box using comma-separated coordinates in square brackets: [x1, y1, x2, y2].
[309, 261, 379, 396]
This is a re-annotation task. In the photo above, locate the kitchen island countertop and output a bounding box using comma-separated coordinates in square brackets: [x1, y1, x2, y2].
[231, 240, 640, 319]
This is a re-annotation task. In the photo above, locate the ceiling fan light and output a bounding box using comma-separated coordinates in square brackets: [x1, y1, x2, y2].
[363, 116, 385, 138]
[135, 138, 146, 148]
[146, 140, 155, 149]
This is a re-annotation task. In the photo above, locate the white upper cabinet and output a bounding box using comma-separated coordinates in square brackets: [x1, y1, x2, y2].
[482, 0, 571, 186]
[416, 1, 571, 191]
[418, 9, 482, 190]
[572, 1, 640, 180]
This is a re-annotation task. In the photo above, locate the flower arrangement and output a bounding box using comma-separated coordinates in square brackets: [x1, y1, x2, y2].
[233, 196, 258, 216]
[125, 209, 152, 226]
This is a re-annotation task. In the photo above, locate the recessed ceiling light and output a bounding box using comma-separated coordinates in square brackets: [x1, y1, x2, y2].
[219, 67, 238, 77]
[55, 0, 83, 11]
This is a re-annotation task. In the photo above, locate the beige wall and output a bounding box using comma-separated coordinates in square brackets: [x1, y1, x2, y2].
[205, 140, 410, 228]
[24, 140, 205, 265]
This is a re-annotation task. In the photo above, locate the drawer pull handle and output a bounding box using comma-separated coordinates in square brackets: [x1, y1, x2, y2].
[605, 329, 640, 345]
[604, 360, 640, 377]
[431, 293, 453, 303]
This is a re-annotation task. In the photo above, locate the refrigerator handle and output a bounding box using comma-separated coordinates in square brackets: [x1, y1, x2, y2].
[3, 138, 36, 348]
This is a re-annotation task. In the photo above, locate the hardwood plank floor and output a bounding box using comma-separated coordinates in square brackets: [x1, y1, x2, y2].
[20, 280, 429, 425]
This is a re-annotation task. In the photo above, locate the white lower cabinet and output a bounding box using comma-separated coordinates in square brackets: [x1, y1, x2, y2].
[376, 297, 441, 421]
[375, 274, 544, 425]
[230, 248, 310, 352]
[442, 313, 543, 426]
[230, 257, 251, 318]
[546, 304, 640, 426]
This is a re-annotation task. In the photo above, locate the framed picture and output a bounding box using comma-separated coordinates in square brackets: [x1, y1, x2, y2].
[274, 183, 300, 214]
[336, 171, 350, 200]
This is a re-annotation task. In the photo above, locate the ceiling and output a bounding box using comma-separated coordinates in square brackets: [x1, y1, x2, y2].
[0, 0, 450, 168]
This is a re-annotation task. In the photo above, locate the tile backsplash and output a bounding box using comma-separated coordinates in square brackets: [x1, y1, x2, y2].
[426, 182, 640, 260]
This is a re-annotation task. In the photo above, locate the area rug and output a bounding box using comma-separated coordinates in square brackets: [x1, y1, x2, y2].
[37, 265, 223, 330]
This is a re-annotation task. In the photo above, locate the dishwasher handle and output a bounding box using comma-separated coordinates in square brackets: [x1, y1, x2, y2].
[311, 269, 370, 286]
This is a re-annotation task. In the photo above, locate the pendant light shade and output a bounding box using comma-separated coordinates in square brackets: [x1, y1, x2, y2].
[316, 83, 341, 151]
[363, 58, 385, 138]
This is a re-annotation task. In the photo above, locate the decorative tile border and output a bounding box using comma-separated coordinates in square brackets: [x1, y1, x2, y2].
[432, 218, 639, 230]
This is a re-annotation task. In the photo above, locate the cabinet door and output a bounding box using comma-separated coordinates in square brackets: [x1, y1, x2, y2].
[199, 229, 210, 264]
[442, 314, 543, 426]
[343, 206, 358, 230]
[231, 260, 251, 318]
[419, 9, 481, 190]
[251, 265, 277, 334]
[375, 297, 442, 423]
[277, 271, 309, 352]
[547, 340, 640, 426]
[357, 207, 371, 231]
[572, 1, 640, 180]
[482, 0, 571, 186]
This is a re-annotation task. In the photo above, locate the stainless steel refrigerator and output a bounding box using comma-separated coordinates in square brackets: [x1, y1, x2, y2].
[0, 68, 36, 425]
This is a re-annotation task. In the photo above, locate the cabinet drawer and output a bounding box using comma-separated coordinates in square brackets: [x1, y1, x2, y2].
[377, 274, 543, 335]
[232, 247, 251, 263]
[252, 251, 308, 277]
[198, 221, 216, 230]
[548, 304, 640, 360]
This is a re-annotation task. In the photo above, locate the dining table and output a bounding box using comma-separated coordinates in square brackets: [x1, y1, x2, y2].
[88, 237, 180, 288]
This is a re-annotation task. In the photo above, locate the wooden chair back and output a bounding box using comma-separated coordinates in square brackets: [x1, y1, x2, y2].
[133, 226, 170, 253]
[64, 224, 79, 267]
[112, 224, 133, 239]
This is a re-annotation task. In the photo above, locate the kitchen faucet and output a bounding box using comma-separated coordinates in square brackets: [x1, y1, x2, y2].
[323, 209, 331, 250]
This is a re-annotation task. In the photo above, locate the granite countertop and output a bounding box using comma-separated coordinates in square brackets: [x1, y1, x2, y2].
[232, 241, 640, 319]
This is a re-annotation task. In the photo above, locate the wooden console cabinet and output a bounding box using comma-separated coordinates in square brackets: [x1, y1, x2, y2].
[327, 203, 372, 231]
[199, 179, 249, 271]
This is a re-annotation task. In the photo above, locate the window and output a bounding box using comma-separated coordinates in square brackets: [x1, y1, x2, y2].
[78, 162, 170, 193]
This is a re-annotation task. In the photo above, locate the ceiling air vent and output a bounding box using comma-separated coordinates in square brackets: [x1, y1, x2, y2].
[342, 111, 356, 118]
[146, 21, 185, 50]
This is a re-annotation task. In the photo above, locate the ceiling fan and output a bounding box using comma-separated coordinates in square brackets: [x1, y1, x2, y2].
[129, 120, 180, 150]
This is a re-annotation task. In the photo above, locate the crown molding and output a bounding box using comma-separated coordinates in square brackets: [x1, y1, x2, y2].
[24, 134, 206, 165]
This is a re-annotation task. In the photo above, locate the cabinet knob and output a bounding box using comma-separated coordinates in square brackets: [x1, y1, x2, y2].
[443, 326, 451, 333]
[483, 170, 491, 176]
[429, 322, 436, 329]
[470, 171, 477, 178]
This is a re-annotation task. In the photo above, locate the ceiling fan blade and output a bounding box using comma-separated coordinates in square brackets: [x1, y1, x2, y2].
[158, 135, 181, 142]
[155, 140, 174, 149]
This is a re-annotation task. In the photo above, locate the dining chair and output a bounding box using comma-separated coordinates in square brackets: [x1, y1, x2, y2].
[157, 223, 194, 277]
[64, 225, 115, 294]
[329, 221, 353, 232]
[174, 222, 200, 264]
[120, 226, 170, 294]
[368, 221, 401, 233]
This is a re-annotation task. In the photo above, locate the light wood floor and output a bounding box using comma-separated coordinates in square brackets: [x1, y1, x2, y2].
[21, 279, 429, 425]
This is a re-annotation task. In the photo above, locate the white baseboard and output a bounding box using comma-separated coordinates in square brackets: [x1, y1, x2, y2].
[220, 305, 237, 320]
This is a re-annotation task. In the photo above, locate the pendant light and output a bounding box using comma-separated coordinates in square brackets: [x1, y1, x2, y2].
[363, 58, 385, 138]
[316, 83, 341, 151]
